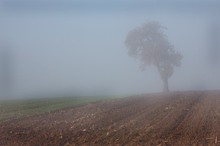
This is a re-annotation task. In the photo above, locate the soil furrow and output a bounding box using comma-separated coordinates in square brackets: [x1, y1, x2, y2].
[1, 91, 220, 146]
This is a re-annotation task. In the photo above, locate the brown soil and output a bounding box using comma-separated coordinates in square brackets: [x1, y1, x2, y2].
[1, 90, 220, 146]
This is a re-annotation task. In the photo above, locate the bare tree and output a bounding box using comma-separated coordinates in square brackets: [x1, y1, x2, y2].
[125, 21, 182, 92]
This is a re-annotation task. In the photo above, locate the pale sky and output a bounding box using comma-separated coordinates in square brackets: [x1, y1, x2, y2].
[0, 0, 220, 98]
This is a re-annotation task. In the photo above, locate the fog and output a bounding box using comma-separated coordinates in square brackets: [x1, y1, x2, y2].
[0, 0, 220, 98]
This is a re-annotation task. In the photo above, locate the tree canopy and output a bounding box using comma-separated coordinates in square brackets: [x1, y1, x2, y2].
[125, 21, 182, 92]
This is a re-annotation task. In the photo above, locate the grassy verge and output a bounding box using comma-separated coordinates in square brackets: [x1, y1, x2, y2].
[0, 96, 115, 122]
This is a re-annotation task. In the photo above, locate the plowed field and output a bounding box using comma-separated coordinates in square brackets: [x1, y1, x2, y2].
[1, 91, 220, 146]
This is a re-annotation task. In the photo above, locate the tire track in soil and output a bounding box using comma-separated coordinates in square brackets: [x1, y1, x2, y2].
[124, 92, 203, 146]
[160, 94, 203, 138]
[173, 92, 220, 146]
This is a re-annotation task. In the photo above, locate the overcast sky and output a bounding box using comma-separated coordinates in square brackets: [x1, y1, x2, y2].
[0, 0, 220, 98]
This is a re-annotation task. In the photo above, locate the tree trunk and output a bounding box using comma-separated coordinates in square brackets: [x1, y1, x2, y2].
[155, 64, 170, 92]
[162, 77, 169, 92]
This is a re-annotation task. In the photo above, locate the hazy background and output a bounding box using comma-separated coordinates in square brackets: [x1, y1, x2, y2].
[0, 0, 220, 98]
